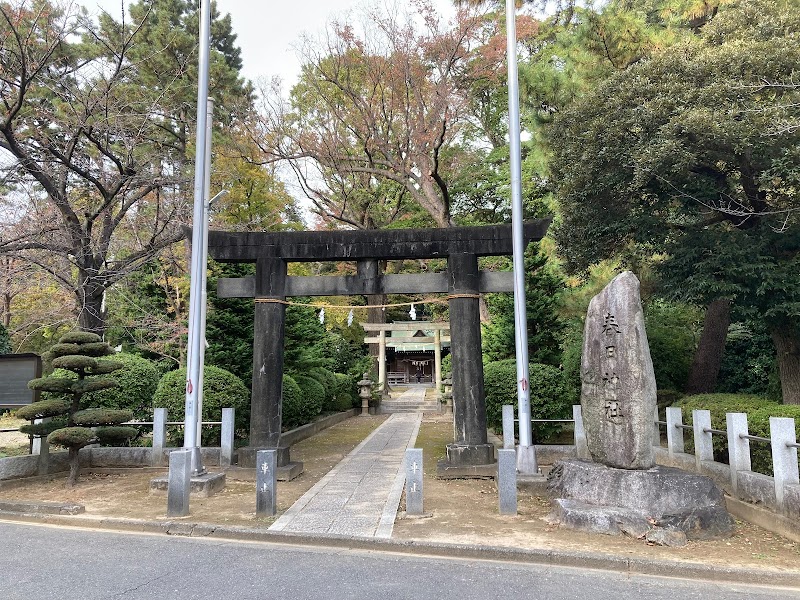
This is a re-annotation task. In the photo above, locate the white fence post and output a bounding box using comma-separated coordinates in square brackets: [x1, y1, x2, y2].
[572, 405, 590, 459]
[221, 407, 235, 468]
[725, 412, 751, 496]
[152, 408, 167, 467]
[769, 417, 799, 515]
[502, 405, 515, 450]
[666, 406, 684, 457]
[692, 409, 714, 470]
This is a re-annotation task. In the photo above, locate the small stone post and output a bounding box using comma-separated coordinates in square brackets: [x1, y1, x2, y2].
[692, 409, 714, 470]
[497, 448, 517, 515]
[31, 418, 50, 475]
[726, 412, 751, 495]
[405, 449, 424, 516]
[666, 406, 685, 456]
[502, 405, 515, 450]
[221, 408, 235, 468]
[358, 373, 373, 417]
[167, 448, 192, 517]
[256, 449, 277, 517]
[769, 417, 799, 515]
[572, 405, 590, 460]
[152, 408, 167, 467]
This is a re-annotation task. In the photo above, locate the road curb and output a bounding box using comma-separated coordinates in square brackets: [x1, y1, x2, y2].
[1, 509, 798, 589]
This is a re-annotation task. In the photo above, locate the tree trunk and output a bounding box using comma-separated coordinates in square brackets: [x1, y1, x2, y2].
[77, 281, 106, 336]
[684, 299, 731, 395]
[771, 326, 800, 405]
[66, 447, 80, 487]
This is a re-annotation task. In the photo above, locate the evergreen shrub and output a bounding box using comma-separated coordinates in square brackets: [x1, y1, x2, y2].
[282, 374, 313, 429]
[308, 367, 337, 409]
[83, 352, 161, 421]
[483, 359, 572, 442]
[153, 366, 249, 445]
[293, 375, 325, 419]
[333, 372, 356, 410]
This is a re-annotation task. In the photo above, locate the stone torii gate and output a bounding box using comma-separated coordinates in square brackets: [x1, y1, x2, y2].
[208, 220, 550, 476]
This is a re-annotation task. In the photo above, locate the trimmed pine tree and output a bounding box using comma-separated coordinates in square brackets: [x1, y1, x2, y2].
[17, 332, 136, 486]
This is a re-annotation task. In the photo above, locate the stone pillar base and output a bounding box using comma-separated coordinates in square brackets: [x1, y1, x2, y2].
[237, 446, 290, 468]
[236, 446, 303, 480]
[436, 443, 496, 479]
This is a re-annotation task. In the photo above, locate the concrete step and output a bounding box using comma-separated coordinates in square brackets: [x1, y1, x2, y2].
[381, 402, 439, 413]
[381, 407, 442, 413]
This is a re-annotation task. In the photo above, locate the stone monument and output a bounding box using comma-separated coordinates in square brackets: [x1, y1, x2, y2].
[547, 272, 732, 545]
[581, 270, 656, 469]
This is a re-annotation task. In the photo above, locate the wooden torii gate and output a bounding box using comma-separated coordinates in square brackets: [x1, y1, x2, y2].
[208, 220, 550, 477]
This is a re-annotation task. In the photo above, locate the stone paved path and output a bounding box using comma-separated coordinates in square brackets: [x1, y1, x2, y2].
[269, 411, 422, 538]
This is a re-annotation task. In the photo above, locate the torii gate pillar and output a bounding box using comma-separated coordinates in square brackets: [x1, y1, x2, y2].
[442, 253, 494, 472]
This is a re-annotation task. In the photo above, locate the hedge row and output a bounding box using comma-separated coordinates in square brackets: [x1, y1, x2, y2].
[677, 394, 800, 475]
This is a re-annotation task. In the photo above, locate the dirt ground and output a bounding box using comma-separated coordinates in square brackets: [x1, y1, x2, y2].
[1, 409, 799, 574]
[0, 414, 29, 457]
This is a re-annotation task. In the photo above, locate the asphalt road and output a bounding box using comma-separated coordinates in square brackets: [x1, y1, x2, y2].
[0, 522, 795, 600]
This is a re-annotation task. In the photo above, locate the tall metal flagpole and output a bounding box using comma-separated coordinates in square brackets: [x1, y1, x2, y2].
[184, 0, 212, 476]
[194, 97, 214, 450]
[505, 0, 537, 474]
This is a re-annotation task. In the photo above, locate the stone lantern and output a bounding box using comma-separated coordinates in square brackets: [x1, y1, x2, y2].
[441, 377, 453, 414]
[358, 372, 373, 416]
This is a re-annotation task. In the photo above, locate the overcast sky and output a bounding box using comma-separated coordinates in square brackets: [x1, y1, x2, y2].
[88, 1, 456, 87]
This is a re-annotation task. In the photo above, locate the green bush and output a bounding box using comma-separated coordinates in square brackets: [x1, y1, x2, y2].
[441, 354, 452, 380]
[677, 393, 800, 475]
[308, 367, 337, 409]
[82, 353, 161, 421]
[282, 374, 313, 429]
[334, 393, 354, 411]
[483, 359, 572, 442]
[153, 366, 250, 446]
[346, 355, 374, 398]
[293, 375, 324, 420]
[333, 372, 357, 410]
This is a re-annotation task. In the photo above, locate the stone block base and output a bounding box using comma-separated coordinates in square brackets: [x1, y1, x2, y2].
[547, 460, 732, 541]
[222, 462, 304, 482]
[445, 443, 495, 466]
[436, 443, 496, 479]
[276, 462, 304, 481]
[150, 472, 226, 498]
[237, 446, 290, 469]
[517, 474, 548, 495]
